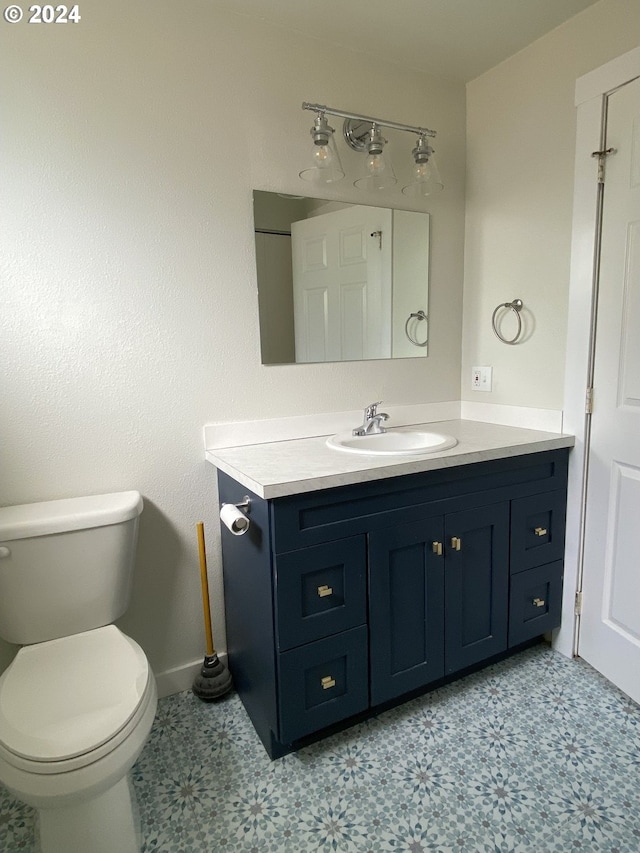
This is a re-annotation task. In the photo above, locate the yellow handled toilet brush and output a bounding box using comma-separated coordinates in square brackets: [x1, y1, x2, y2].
[192, 522, 233, 700]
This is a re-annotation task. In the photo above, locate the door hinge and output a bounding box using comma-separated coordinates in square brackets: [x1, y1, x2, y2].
[575, 590, 583, 616]
[585, 387, 594, 414]
[590, 147, 616, 184]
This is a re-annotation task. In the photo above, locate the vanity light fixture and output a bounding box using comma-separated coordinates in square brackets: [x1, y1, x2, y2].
[300, 102, 443, 195]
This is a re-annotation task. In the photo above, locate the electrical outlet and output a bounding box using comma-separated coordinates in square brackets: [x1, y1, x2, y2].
[471, 366, 493, 392]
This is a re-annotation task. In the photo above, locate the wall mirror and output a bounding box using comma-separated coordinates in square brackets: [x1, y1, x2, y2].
[254, 190, 430, 364]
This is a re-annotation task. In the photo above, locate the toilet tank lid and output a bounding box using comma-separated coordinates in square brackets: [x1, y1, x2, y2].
[0, 491, 143, 541]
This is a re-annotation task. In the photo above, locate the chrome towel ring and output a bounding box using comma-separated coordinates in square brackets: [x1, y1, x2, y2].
[405, 310, 428, 347]
[492, 299, 523, 345]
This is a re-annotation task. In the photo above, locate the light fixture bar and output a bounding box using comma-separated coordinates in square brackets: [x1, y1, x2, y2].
[302, 102, 436, 139]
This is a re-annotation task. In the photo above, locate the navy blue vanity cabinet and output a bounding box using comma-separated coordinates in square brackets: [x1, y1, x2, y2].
[217, 447, 569, 759]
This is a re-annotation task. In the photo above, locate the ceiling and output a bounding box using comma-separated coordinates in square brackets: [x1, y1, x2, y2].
[220, 0, 602, 82]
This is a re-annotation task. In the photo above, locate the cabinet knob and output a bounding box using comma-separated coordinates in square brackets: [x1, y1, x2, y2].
[432, 541, 443, 556]
[450, 536, 462, 551]
[321, 676, 336, 690]
[533, 598, 546, 607]
[317, 584, 333, 598]
[534, 527, 547, 537]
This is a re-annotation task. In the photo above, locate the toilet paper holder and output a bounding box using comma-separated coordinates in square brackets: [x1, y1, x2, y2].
[219, 497, 252, 535]
[225, 497, 251, 512]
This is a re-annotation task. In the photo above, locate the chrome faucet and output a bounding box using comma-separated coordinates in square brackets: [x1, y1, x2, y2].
[353, 401, 389, 436]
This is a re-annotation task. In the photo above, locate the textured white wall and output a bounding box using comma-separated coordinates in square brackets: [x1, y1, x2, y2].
[462, 0, 639, 409]
[0, 2, 466, 679]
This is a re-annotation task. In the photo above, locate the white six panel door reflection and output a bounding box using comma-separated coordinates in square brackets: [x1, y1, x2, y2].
[292, 206, 392, 362]
[579, 76, 640, 705]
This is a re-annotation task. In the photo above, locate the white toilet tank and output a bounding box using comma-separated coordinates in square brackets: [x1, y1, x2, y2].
[0, 492, 143, 645]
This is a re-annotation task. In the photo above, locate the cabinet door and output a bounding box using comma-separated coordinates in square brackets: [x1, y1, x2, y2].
[369, 517, 445, 705]
[444, 502, 509, 674]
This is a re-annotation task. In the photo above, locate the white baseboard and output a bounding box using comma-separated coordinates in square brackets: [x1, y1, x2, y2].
[154, 652, 229, 699]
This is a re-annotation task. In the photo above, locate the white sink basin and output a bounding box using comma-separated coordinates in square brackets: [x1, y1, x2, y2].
[326, 429, 458, 456]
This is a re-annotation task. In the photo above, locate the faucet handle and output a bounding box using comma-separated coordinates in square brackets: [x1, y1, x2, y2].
[365, 401, 382, 418]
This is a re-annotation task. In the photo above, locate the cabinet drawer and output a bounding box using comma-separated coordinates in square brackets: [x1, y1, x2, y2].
[277, 626, 368, 743]
[510, 491, 566, 573]
[508, 561, 563, 646]
[275, 537, 366, 651]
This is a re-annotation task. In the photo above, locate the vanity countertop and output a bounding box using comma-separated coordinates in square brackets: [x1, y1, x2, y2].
[205, 419, 575, 499]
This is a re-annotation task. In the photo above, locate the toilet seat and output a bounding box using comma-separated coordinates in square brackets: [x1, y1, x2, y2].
[0, 625, 151, 772]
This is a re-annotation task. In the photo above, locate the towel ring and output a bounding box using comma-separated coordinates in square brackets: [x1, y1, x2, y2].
[405, 310, 428, 347]
[492, 299, 523, 345]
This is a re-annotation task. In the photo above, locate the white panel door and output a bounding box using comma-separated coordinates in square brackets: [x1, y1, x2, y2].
[579, 76, 640, 704]
[292, 230, 329, 363]
[291, 206, 392, 362]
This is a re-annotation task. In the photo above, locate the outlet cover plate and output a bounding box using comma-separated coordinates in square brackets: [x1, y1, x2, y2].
[472, 366, 493, 391]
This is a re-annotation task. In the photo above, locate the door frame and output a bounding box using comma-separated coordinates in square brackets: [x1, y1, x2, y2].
[557, 47, 640, 659]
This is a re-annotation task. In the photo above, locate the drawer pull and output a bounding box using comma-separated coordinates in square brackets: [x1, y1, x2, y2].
[432, 541, 443, 556]
[534, 527, 548, 537]
[451, 537, 462, 551]
[317, 584, 333, 598]
[321, 676, 336, 690]
[533, 597, 546, 607]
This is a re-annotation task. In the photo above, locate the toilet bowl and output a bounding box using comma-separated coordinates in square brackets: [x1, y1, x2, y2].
[0, 626, 158, 852]
[0, 492, 157, 853]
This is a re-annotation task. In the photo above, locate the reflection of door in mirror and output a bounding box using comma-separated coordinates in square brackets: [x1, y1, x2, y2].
[292, 207, 393, 363]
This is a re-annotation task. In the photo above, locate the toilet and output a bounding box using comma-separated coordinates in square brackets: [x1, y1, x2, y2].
[0, 491, 157, 853]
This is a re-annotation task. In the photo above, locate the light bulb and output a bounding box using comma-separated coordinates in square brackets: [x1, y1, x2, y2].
[366, 153, 386, 175]
[300, 144, 344, 181]
[314, 145, 332, 168]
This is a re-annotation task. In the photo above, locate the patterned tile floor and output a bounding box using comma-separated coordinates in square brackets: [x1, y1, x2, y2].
[2, 642, 639, 852]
